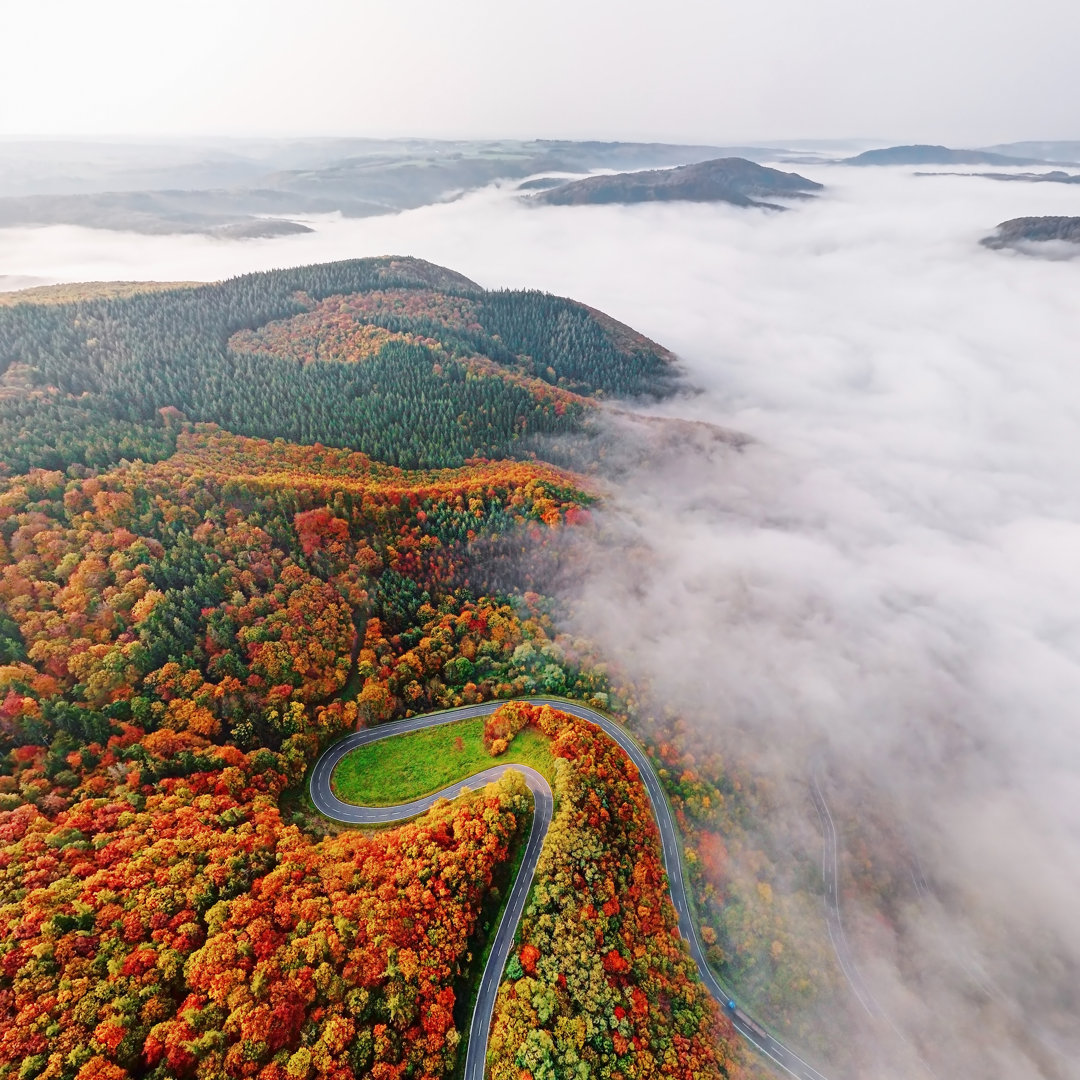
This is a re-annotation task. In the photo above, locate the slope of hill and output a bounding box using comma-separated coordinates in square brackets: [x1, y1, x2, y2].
[531, 157, 823, 209]
[0, 253, 756, 1080]
[981, 216, 1080, 251]
[843, 144, 1049, 166]
[0, 280, 200, 306]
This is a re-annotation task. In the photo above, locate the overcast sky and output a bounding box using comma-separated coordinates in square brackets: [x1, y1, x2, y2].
[2, 0, 1078, 146]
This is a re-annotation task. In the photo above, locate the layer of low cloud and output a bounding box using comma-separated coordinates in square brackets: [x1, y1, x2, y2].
[5, 165, 1080, 1077]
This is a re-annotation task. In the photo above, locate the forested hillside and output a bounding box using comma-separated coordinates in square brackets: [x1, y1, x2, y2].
[0, 259, 764, 1080]
[0, 257, 676, 473]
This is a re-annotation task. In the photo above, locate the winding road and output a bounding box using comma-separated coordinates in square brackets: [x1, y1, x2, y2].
[809, 769, 887, 1022]
[310, 698, 830, 1080]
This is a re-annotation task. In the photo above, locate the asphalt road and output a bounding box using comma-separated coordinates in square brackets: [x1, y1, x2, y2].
[309, 698, 830, 1080]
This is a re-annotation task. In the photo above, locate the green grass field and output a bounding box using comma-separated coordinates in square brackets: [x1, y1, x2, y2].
[331, 716, 554, 806]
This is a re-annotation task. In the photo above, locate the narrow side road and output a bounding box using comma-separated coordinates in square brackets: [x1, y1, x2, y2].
[309, 698, 830, 1080]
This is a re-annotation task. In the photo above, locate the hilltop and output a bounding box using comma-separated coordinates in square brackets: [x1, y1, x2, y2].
[531, 157, 823, 209]
[0, 255, 677, 474]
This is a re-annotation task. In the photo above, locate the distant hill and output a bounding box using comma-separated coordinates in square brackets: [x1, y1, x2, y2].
[979, 141, 1080, 165]
[0, 189, 325, 237]
[0, 138, 740, 237]
[0, 138, 839, 236]
[531, 158, 823, 209]
[981, 216, 1080, 251]
[924, 170, 1080, 186]
[843, 144, 1049, 167]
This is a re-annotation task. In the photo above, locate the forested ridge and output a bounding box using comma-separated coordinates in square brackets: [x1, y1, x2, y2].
[0, 257, 676, 473]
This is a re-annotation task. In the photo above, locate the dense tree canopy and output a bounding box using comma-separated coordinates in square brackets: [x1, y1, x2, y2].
[0, 430, 597, 1080]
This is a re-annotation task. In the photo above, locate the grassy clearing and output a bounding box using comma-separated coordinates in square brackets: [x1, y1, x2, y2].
[331, 715, 554, 806]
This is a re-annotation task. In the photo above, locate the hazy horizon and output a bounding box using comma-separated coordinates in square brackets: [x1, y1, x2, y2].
[3, 0, 1080, 146]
